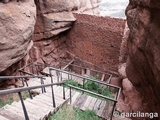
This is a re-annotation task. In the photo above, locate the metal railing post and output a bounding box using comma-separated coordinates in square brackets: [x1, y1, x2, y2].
[18, 92, 29, 120]
[21, 77, 25, 87]
[49, 68, 54, 83]
[70, 87, 71, 104]
[63, 84, 65, 100]
[31, 64, 34, 74]
[68, 73, 69, 79]
[49, 68, 56, 107]
[40, 77, 46, 93]
[110, 101, 117, 120]
[35, 65, 39, 75]
[57, 71, 59, 82]
[51, 85, 56, 107]
[60, 72, 62, 81]
[82, 78, 85, 94]
[25, 80, 32, 99]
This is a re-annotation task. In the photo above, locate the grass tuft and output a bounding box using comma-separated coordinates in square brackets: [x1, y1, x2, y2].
[49, 105, 100, 120]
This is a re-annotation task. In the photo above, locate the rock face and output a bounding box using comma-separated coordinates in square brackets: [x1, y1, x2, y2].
[0, 0, 100, 83]
[0, 0, 36, 73]
[0, 0, 36, 87]
[30, 0, 101, 65]
[126, 0, 160, 118]
[33, 0, 101, 41]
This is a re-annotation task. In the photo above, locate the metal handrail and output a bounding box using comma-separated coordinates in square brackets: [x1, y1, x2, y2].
[60, 61, 112, 76]
[0, 81, 65, 95]
[61, 60, 74, 70]
[0, 75, 45, 80]
[68, 84, 117, 102]
[49, 66, 121, 120]
[60, 61, 113, 84]
[19, 63, 47, 94]
[49, 67, 121, 90]
[0, 80, 65, 120]
[68, 84, 117, 120]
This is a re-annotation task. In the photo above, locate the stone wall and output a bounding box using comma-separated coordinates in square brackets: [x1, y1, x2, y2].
[66, 13, 125, 73]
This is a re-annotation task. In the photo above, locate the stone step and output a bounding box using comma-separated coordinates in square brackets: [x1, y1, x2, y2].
[6, 102, 40, 120]
[0, 115, 10, 120]
[0, 108, 24, 120]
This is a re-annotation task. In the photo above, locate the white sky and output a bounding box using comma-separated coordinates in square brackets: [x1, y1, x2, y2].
[101, 0, 128, 3]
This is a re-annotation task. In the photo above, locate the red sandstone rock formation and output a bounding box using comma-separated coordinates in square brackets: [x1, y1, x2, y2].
[0, 0, 36, 86]
[0, 0, 101, 87]
[0, 1, 36, 72]
[126, 0, 160, 119]
[30, 0, 101, 65]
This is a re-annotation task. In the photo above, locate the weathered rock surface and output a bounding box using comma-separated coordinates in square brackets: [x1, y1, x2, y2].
[33, 0, 101, 41]
[31, 0, 101, 66]
[0, 0, 36, 87]
[126, 0, 160, 118]
[0, 1, 36, 73]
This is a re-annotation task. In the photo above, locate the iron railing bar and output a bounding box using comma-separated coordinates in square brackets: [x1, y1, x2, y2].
[63, 84, 65, 100]
[19, 62, 33, 71]
[51, 85, 56, 107]
[62, 60, 74, 70]
[61, 61, 112, 76]
[110, 101, 117, 120]
[70, 87, 71, 104]
[18, 70, 36, 76]
[116, 87, 121, 101]
[24, 80, 33, 99]
[34, 63, 50, 67]
[0, 81, 65, 95]
[0, 75, 45, 80]
[49, 67, 120, 89]
[18, 92, 29, 120]
[68, 84, 117, 102]
[108, 75, 112, 84]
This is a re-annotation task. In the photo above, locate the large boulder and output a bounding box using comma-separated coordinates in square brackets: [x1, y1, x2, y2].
[0, 0, 36, 73]
[0, 0, 36, 87]
[126, 0, 160, 118]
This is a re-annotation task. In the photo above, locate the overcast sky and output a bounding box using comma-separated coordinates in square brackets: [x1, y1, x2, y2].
[101, 0, 128, 3]
[100, 0, 129, 18]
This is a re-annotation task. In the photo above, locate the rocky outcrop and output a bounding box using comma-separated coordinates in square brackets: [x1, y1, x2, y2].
[0, 0, 101, 88]
[33, 0, 101, 41]
[126, 0, 160, 118]
[0, 0, 36, 87]
[30, 0, 101, 65]
[0, 0, 36, 73]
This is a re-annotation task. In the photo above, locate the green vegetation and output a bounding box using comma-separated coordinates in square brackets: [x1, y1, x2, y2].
[64, 75, 114, 101]
[49, 105, 100, 120]
[0, 97, 13, 108]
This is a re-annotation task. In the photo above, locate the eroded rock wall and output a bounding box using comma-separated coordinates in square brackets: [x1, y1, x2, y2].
[0, 0, 36, 86]
[126, 0, 160, 118]
[0, 0, 101, 87]
[30, 0, 101, 65]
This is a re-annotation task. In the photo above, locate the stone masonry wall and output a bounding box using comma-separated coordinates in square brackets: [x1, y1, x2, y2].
[66, 13, 125, 73]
